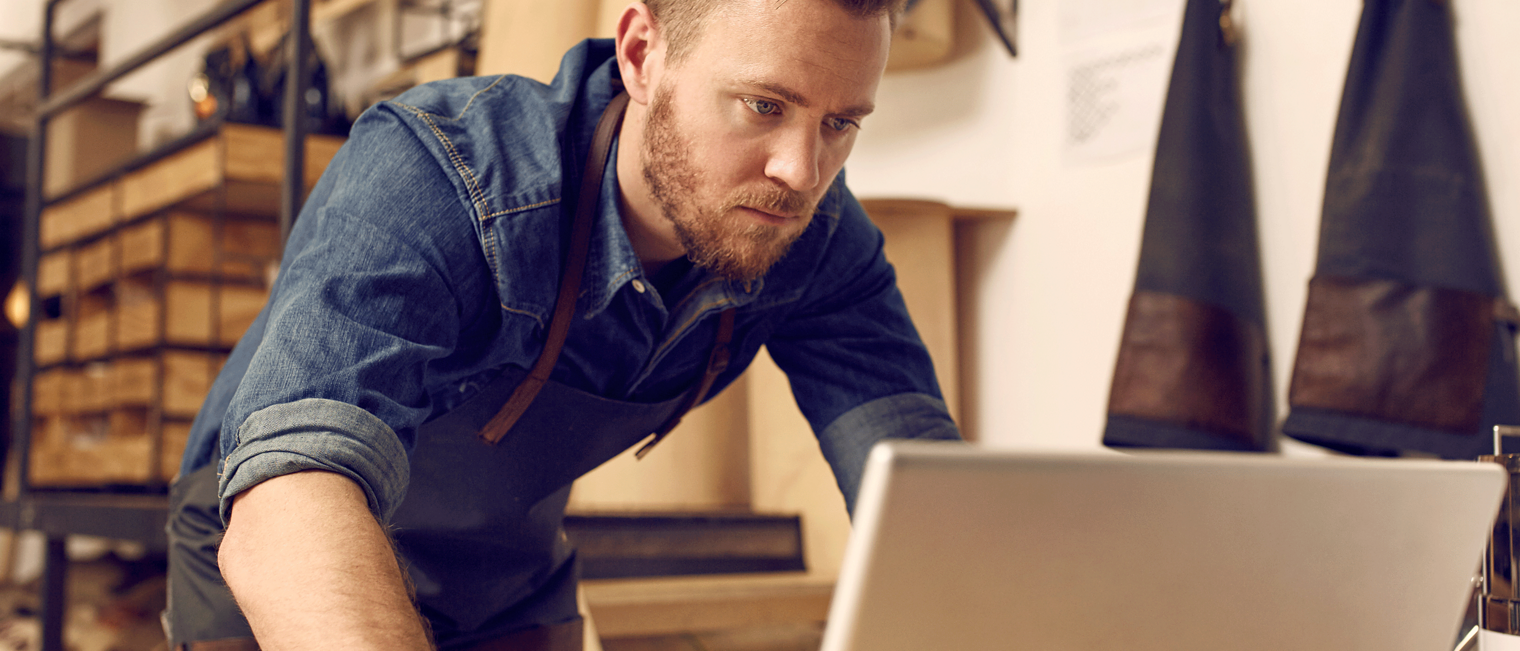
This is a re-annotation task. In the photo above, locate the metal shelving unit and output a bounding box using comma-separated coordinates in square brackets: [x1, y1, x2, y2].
[5, 1, 313, 648]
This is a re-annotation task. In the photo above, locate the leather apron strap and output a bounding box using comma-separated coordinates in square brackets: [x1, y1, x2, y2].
[477, 91, 737, 457]
[636, 307, 735, 458]
[480, 92, 631, 445]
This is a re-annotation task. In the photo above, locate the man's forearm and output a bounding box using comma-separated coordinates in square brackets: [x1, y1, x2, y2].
[218, 470, 432, 650]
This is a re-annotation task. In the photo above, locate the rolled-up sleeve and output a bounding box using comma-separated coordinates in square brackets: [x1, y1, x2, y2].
[818, 393, 961, 513]
[215, 103, 490, 525]
[219, 399, 411, 522]
[765, 187, 964, 513]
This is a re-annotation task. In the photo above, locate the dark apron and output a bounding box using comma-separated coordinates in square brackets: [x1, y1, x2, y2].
[166, 93, 736, 650]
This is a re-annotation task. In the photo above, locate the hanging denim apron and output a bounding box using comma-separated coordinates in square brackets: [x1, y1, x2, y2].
[167, 93, 737, 650]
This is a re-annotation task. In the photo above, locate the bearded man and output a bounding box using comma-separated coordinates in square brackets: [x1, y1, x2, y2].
[165, 0, 960, 648]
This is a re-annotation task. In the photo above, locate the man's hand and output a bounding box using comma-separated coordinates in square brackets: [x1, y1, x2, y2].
[218, 470, 433, 650]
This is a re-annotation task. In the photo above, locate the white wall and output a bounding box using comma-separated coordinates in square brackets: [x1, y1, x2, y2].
[847, 0, 1520, 451]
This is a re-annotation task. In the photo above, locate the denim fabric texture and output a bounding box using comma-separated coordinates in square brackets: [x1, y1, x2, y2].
[182, 38, 960, 523]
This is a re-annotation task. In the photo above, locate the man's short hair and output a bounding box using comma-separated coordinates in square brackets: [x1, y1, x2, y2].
[645, 0, 908, 65]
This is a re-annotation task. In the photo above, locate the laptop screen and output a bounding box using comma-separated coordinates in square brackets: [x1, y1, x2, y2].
[822, 441, 1504, 651]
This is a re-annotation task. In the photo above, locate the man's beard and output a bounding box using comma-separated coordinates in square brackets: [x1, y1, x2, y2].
[641, 85, 815, 283]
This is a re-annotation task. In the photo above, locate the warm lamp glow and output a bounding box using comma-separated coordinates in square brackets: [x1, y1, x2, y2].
[5, 280, 28, 329]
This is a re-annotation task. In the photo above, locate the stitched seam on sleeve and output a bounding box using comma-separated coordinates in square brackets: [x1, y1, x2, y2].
[425, 75, 507, 121]
[399, 105, 489, 218]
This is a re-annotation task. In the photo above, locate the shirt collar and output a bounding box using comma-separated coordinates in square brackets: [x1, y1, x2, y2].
[577, 136, 766, 319]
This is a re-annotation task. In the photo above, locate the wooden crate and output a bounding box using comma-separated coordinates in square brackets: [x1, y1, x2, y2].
[162, 420, 193, 483]
[163, 351, 222, 416]
[30, 412, 198, 487]
[219, 284, 268, 346]
[112, 356, 157, 409]
[76, 235, 117, 291]
[36, 251, 72, 297]
[110, 351, 223, 417]
[41, 123, 341, 251]
[117, 279, 269, 350]
[73, 362, 114, 413]
[30, 410, 155, 487]
[72, 292, 114, 362]
[119, 124, 343, 221]
[26, 122, 345, 489]
[119, 212, 279, 281]
[31, 354, 221, 416]
[45, 96, 143, 198]
[32, 363, 119, 417]
[40, 184, 114, 251]
[30, 368, 71, 417]
[73, 310, 112, 361]
[27, 352, 221, 488]
[27, 416, 72, 485]
[33, 319, 68, 367]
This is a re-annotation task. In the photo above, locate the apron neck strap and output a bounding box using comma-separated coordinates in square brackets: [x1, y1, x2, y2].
[480, 92, 630, 444]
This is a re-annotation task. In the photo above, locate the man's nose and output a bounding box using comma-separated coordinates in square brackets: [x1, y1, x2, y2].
[764, 126, 821, 192]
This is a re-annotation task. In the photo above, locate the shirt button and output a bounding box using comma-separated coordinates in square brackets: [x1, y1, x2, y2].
[631, 279, 647, 294]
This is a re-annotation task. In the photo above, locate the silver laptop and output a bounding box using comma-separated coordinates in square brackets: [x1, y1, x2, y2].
[821, 441, 1506, 651]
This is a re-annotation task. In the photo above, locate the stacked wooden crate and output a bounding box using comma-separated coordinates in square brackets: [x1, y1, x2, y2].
[29, 123, 343, 488]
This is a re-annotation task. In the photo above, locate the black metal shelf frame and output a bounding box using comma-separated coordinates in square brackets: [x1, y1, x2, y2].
[7, 2, 315, 649]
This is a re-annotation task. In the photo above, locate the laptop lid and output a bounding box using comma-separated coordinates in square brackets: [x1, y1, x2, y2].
[821, 441, 1506, 651]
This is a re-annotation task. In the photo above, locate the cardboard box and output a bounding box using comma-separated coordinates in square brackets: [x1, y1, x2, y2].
[45, 96, 143, 198]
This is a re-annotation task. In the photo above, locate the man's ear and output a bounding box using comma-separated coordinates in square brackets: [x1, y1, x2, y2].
[615, 2, 663, 105]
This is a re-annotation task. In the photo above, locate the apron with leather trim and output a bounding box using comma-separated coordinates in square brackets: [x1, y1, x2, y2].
[167, 92, 737, 650]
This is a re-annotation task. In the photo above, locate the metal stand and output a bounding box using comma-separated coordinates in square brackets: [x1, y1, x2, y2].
[11, 2, 312, 648]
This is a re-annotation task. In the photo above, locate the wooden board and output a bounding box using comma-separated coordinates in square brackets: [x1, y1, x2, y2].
[113, 356, 158, 409]
[164, 212, 218, 273]
[33, 319, 69, 367]
[163, 351, 221, 417]
[29, 410, 154, 486]
[36, 252, 71, 297]
[31, 369, 69, 417]
[100, 351, 223, 416]
[45, 96, 143, 198]
[29, 352, 220, 487]
[119, 139, 220, 221]
[116, 280, 269, 350]
[118, 126, 344, 222]
[117, 218, 165, 277]
[583, 573, 833, 638]
[220, 284, 271, 346]
[117, 281, 211, 350]
[72, 309, 113, 362]
[76, 235, 116, 292]
[162, 421, 193, 483]
[222, 218, 282, 269]
[27, 416, 72, 485]
[885, 0, 957, 71]
[222, 124, 345, 189]
[119, 212, 279, 281]
[30, 409, 194, 487]
[73, 362, 113, 413]
[40, 185, 114, 250]
[164, 282, 214, 347]
[116, 289, 158, 352]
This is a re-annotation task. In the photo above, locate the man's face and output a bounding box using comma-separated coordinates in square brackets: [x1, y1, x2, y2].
[639, 0, 891, 282]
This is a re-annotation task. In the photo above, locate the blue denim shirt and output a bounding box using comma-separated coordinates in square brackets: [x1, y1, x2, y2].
[182, 39, 960, 523]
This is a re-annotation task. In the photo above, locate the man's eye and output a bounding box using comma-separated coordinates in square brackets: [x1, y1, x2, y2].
[743, 98, 780, 116]
[825, 117, 859, 132]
